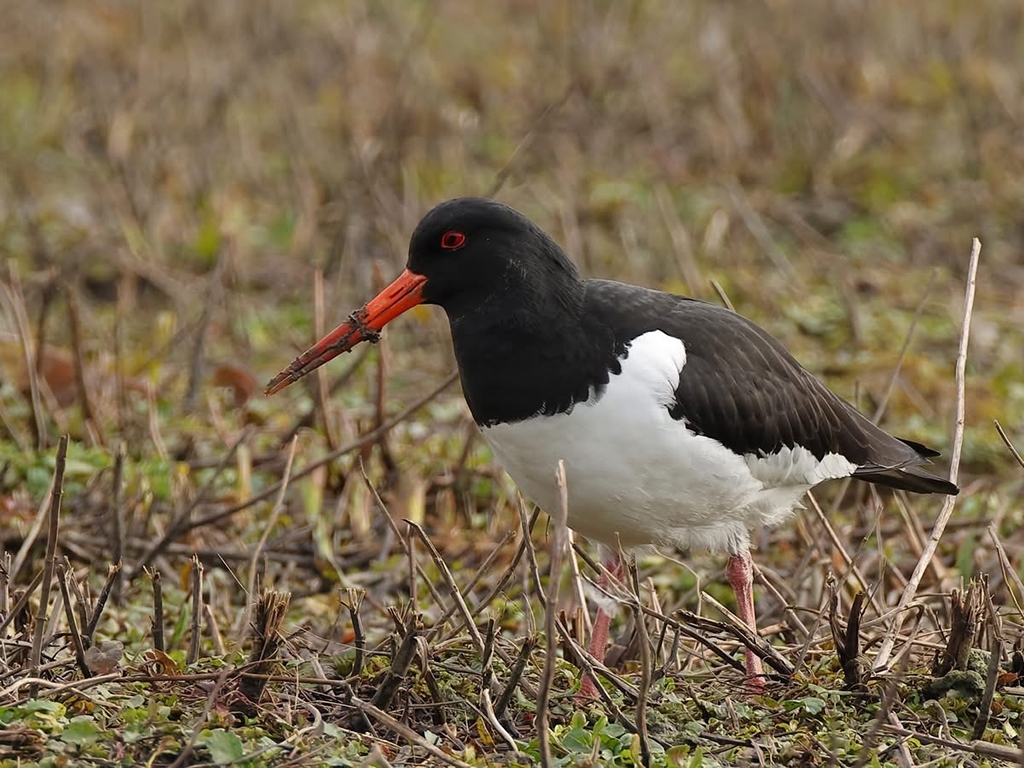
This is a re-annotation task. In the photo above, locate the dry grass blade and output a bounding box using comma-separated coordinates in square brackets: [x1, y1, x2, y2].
[0, 553, 8, 620]
[406, 520, 485, 656]
[518, 501, 546, 612]
[874, 236, 980, 672]
[994, 419, 1024, 471]
[313, 267, 340, 450]
[10, 475, 56, 585]
[727, 180, 799, 284]
[28, 434, 68, 696]
[709, 279, 736, 312]
[987, 524, 1024, 620]
[537, 460, 569, 768]
[358, 461, 450, 613]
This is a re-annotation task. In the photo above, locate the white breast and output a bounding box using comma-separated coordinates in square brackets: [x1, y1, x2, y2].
[480, 330, 857, 553]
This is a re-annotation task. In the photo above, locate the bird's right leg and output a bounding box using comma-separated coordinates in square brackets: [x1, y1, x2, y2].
[725, 549, 766, 691]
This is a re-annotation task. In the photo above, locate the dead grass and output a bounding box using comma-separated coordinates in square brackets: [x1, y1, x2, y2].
[1, 1, 1024, 765]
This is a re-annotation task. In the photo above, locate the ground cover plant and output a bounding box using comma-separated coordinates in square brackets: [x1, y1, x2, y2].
[1, 1, 1023, 765]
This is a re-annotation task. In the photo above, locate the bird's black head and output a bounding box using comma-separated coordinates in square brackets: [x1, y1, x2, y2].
[406, 197, 581, 320]
[263, 197, 583, 395]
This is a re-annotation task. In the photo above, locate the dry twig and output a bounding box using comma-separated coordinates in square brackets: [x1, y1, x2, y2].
[874, 237, 980, 671]
[537, 461, 569, 768]
[186, 555, 204, 665]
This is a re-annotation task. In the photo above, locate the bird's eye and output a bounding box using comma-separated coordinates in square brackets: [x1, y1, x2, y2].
[441, 231, 466, 250]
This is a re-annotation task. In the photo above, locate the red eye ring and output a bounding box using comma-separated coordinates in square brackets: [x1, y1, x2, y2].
[441, 231, 466, 250]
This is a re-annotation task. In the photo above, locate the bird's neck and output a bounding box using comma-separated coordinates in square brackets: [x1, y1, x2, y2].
[447, 281, 622, 426]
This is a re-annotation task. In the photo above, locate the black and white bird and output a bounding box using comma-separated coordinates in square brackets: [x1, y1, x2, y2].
[265, 197, 958, 692]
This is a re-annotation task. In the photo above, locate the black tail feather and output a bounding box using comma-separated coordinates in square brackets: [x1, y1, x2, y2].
[896, 436, 941, 458]
[854, 465, 959, 496]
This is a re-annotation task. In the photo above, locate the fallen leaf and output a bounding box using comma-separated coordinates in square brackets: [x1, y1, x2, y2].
[84, 640, 124, 674]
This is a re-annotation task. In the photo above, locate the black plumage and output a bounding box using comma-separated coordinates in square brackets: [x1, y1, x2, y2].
[414, 199, 955, 496]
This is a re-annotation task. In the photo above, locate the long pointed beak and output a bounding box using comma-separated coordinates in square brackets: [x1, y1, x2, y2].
[264, 269, 427, 395]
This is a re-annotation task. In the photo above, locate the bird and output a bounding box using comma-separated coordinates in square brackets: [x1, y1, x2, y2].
[265, 197, 958, 693]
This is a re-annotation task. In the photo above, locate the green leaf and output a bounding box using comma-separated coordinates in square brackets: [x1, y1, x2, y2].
[560, 727, 592, 753]
[201, 729, 245, 764]
[61, 718, 101, 745]
[799, 696, 826, 715]
[22, 700, 64, 714]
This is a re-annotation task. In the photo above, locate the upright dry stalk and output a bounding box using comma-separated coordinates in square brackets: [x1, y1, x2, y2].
[109, 442, 126, 602]
[56, 561, 89, 677]
[537, 460, 569, 768]
[185, 250, 227, 410]
[0, 274, 48, 448]
[628, 558, 653, 766]
[873, 237, 981, 672]
[67, 289, 100, 441]
[85, 561, 122, 644]
[149, 568, 165, 652]
[186, 555, 204, 665]
[241, 436, 297, 639]
[28, 434, 69, 694]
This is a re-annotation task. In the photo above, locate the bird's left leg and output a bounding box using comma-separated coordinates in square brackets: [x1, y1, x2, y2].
[576, 551, 623, 700]
[725, 549, 766, 690]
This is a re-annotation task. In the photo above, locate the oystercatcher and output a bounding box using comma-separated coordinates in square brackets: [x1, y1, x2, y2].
[265, 197, 958, 691]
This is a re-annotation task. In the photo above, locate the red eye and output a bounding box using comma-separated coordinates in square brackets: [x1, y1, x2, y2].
[441, 231, 466, 250]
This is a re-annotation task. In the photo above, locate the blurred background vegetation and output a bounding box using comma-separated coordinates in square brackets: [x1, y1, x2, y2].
[2, 1, 1022, 457]
[1, 1, 1023, 765]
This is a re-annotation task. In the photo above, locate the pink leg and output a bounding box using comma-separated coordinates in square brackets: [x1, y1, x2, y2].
[576, 553, 623, 700]
[725, 550, 766, 690]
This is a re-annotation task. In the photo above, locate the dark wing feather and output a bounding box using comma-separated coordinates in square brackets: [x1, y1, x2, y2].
[584, 280, 957, 496]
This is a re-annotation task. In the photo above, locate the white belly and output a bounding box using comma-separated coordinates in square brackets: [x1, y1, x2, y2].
[480, 331, 855, 553]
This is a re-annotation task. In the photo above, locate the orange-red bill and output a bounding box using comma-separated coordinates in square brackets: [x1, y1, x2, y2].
[264, 269, 427, 395]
